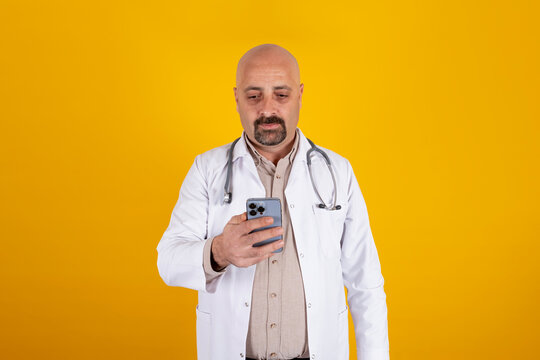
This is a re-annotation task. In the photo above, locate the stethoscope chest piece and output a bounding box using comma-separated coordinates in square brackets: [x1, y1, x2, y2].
[306, 138, 341, 211]
[317, 203, 342, 210]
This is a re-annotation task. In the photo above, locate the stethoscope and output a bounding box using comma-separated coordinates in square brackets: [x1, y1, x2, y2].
[223, 136, 342, 210]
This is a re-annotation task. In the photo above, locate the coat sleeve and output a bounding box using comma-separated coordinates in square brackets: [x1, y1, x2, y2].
[156, 154, 219, 293]
[341, 160, 390, 360]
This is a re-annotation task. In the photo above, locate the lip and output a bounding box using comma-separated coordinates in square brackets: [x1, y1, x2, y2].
[259, 123, 281, 129]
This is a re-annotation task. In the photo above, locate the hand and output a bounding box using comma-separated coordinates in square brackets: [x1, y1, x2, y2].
[211, 212, 284, 269]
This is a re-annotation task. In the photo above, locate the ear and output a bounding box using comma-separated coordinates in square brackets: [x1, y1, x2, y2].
[299, 83, 304, 109]
[233, 87, 239, 113]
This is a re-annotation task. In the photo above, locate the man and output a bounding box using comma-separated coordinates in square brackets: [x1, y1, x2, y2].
[156, 44, 389, 360]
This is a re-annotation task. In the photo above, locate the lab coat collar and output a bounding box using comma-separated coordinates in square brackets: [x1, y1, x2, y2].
[232, 127, 310, 164]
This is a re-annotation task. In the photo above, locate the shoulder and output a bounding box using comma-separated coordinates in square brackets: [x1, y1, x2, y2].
[192, 140, 234, 176]
[305, 141, 361, 196]
[309, 142, 352, 172]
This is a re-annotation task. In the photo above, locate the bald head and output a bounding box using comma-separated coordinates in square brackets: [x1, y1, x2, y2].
[236, 44, 300, 86]
[233, 44, 304, 154]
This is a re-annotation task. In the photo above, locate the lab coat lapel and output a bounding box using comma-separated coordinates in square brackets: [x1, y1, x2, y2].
[229, 131, 266, 208]
[284, 128, 319, 254]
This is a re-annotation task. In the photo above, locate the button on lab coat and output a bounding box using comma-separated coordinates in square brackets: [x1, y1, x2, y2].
[156, 128, 389, 360]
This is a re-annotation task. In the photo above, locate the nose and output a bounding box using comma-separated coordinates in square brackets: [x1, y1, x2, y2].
[258, 95, 276, 118]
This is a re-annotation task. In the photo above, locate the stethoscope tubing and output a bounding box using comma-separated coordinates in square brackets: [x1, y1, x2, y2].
[224, 136, 341, 210]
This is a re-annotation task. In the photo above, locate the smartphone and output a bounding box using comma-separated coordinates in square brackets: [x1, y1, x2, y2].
[246, 197, 283, 253]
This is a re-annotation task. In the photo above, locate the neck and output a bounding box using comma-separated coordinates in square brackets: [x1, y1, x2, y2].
[249, 131, 297, 166]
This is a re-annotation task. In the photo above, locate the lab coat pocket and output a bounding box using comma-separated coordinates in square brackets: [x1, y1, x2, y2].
[312, 204, 347, 260]
[337, 306, 349, 359]
[195, 305, 212, 360]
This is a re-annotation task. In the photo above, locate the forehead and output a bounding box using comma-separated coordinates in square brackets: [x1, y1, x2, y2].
[237, 61, 298, 89]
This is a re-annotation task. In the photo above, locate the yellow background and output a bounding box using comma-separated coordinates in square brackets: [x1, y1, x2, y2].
[1, 1, 538, 359]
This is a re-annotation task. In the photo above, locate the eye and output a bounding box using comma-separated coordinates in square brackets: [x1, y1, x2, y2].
[278, 94, 288, 98]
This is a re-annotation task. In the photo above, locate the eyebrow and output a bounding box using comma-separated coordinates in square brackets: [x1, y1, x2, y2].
[243, 85, 292, 92]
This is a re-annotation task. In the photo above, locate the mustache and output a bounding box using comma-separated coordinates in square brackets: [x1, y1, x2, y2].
[254, 115, 285, 126]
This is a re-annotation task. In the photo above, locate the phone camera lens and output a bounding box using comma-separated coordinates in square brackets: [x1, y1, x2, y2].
[257, 206, 265, 213]
[249, 203, 256, 209]
[249, 210, 257, 216]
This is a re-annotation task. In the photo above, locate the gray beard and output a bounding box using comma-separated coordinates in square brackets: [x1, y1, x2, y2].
[254, 117, 287, 146]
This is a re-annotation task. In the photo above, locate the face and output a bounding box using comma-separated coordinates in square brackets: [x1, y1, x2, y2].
[234, 60, 303, 147]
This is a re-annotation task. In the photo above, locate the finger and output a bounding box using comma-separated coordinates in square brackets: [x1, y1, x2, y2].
[267, 239, 285, 254]
[242, 216, 274, 233]
[243, 226, 283, 245]
[270, 238, 285, 252]
[248, 239, 284, 258]
[251, 250, 279, 266]
[229, 212, 247, 225]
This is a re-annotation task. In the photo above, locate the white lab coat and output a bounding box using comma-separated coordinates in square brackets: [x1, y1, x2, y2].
[156, 128, 389, 360]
